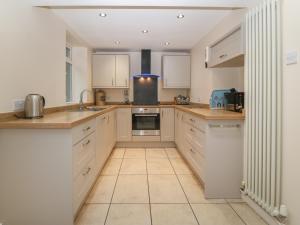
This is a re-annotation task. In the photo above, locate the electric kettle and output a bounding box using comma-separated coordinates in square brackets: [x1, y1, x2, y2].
[24, 94, 45, 118]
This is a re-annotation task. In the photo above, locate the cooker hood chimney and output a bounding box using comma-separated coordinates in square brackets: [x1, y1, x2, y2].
[135, 49, 159, 77]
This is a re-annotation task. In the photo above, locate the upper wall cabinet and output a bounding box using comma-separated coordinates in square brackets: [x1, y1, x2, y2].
[207, 26, 244, 68]
[92, 54, 130, 88]
[162, 55, 191, 89]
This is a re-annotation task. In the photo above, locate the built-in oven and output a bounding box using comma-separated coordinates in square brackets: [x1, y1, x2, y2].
[132, 108, 160, 136]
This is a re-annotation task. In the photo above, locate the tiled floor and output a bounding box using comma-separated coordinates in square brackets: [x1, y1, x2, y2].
[76, 147, 268, 225]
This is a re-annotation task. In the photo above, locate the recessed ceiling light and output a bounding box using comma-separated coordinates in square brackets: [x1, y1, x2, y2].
[142, 29, 149, 34]
[114, 41, 120, 45]
[177, 13, 185, 19]
[164, 42, 170, 46]
[99, 12, 107, 17]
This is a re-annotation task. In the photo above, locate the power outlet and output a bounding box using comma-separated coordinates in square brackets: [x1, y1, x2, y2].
[13, 99, 25, 111]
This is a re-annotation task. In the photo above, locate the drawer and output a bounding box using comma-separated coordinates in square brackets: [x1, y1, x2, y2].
[72, 119, 96, 145]
[186, 140, 205, 179]
[73, 132, 96, 179]
[185, 132, 205, 157]
[73, 157, 96, 215]
[183, 113, 206, 132]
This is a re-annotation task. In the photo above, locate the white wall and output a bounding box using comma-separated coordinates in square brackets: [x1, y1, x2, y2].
[94, 51, 188, 103]
[281, 0, 300, 224]
[190, 9, 247, 104]
[0, 0, 92, 113]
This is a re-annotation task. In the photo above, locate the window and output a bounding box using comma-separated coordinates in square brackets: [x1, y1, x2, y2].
[66, 45, 72, 102]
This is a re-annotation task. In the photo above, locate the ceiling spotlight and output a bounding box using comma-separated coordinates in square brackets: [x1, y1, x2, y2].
[142, 29, 149, 34]
[177, 13, 185, 19]
[99, 12, 107, 17]
[114, 41, 120, 45]
[164, 42, 170, 46]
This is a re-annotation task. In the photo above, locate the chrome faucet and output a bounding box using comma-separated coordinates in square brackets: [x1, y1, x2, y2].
[79, 89, 92, 111]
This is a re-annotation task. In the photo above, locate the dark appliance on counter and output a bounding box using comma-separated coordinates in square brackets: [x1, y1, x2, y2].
[133, 49, 159, 105]
[224, 88, 244, 113]
[132, 108, 160, 136]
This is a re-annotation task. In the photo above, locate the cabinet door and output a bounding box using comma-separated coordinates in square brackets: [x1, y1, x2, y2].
[92, 55, 115, 87]
[115, 55, 130, 88]
[208, 27, 244, 68]
[95, 113, 109, 173]
[161, 108, 175, 142]
[117, 108, 132, 142]
[163, 55, 191, 88]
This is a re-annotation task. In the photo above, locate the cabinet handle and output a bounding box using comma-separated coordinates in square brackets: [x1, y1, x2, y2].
[82, 167, 91, 176]
[190, 118, 195, 123]
[82, 139, 90, 147]
[219, 54, 228, 59]
[190, 128, 195, 133]
[190, 148, 195, 154]
[83, 126, 91, 132]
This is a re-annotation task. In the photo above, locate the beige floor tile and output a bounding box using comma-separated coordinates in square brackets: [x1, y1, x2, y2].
[124, 148, 145, 159]
[112, 175, 149, 203]
[177, 175, 226, 203]
[75, 204, 109, 225]
[231, 203, 268, 225]
[226, 198, 245, 203]
[151, 204, 198, 225]
[146, 148, 168, 158]
[119, 158, 147, 174]
[106, 204, 151, 225]
[191, 204, 244, 225]
[165, 148, 182, 158]
[170, 158, 193, 174]
[111, 148, 125, 159]
[86, 176, 117, 203]
[148, 175, 188, 203]
[101, 159, 122, 175]
[147, 158, 174, 174]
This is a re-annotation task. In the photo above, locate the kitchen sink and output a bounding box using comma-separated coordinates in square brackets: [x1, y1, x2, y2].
[69, 106, 107, 112]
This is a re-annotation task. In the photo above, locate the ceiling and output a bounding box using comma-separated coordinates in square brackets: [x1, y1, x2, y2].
[53, 8, 232, 50]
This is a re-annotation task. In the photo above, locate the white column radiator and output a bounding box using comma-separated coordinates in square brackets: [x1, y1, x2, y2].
[244, 0, 282, 217]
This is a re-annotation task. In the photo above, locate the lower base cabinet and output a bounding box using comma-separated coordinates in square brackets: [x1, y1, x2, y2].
[175, 109, 244, 199]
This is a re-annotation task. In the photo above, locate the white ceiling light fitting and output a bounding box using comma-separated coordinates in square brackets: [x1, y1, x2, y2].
[99, 12, 107, 17]
[142, 29, 149, 34]
[164, 42, 170, 46]
[177, 13, 185, 19]
[114, 41, 120, 45]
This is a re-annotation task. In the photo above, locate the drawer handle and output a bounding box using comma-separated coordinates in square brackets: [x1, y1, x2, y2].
[82, 167, 91, 176]
[190, 148, 195, 154]
[190, 118, 195, 123]
[82, 139, 90, 147]
[190, 128, 195, 133]
[219, 54, 228, 59]
[83, 126, 91, 132]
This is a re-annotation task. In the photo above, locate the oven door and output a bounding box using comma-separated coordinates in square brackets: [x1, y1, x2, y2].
[132, 113, 160, 136]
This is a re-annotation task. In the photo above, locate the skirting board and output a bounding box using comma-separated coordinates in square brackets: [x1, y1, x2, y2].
[116, 141, 176, 148]
[242, 195, 282, 225]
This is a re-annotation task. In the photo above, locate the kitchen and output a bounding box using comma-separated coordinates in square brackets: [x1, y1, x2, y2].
[0, 1, 300, 225]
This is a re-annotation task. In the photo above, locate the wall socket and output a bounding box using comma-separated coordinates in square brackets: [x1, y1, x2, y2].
[13, 99, 25, 111]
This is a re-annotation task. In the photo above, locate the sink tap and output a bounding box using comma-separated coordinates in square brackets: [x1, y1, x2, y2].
[79, 89, 93, 111]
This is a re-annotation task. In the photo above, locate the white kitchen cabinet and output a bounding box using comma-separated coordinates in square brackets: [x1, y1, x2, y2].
[92, 54, 130, 88]
[92, 54, 116, 87]
[116, 108, 132, 142]
[162, 55, 191, 88]
[175, 109, 243, 199]
[207, 26, 244, 68]
[115, 55, 130, 87]
[161, 108, 175, 142]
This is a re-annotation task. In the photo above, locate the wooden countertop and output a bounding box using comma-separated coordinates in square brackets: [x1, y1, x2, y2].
[175, 105, 245, 120]
[0, 105, 244, 129]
